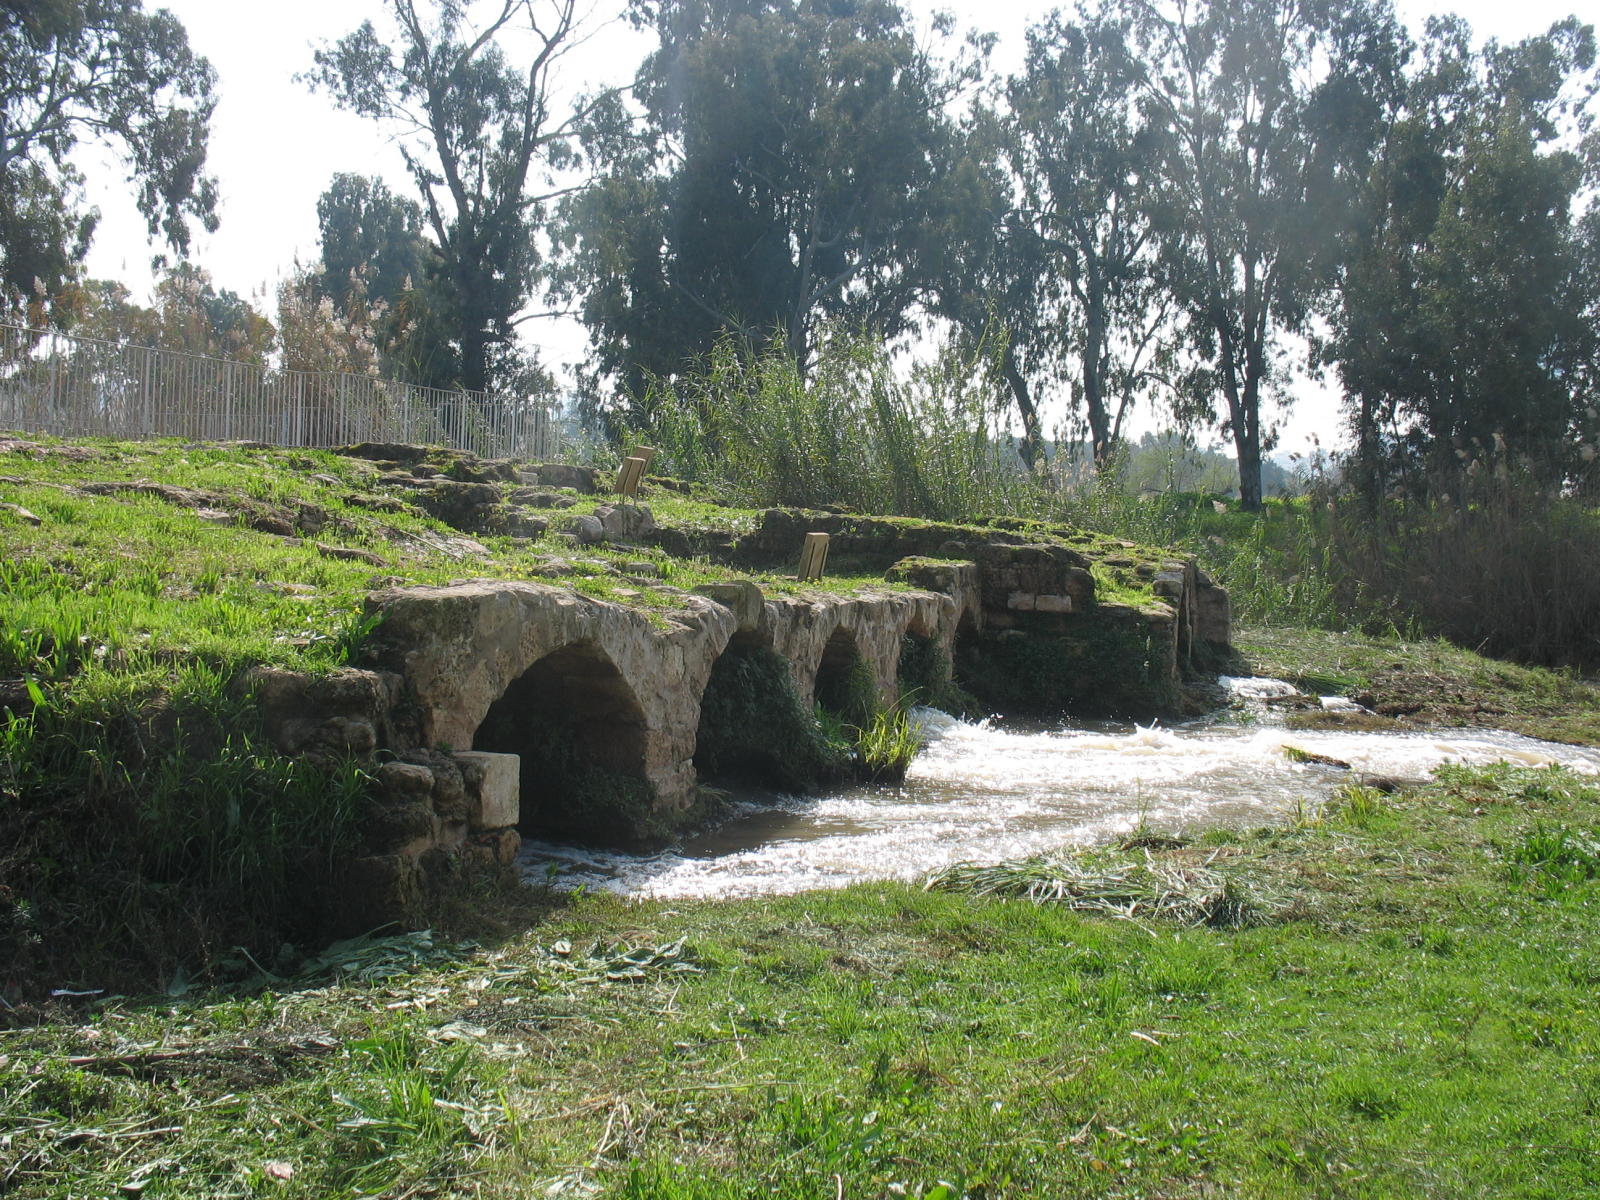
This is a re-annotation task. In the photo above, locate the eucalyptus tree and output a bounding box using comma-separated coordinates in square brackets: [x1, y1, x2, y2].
[917, 119, 1050, 467]
[1327, 16, 1598, 494]
[308, 0, 610, 395]
[311, 172, 457, 388]
[997, 8, 1172, 470]
[1120, 0, 1404, 508]
[562, 0, 984, 412]
[314, 174, 433, 313]
[0, 0, 218, 318]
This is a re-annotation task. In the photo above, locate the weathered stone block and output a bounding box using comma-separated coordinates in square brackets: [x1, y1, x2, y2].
[483, 828, 521, 866]
[508, 487, 577, 508]
[1007, 591, 1037, 611]
[376, 761, 433, 800]
[341, 853, 421, 928]
[564, 513, 605, 545]
[416, 763, 462, 825]
[596, 502, 655, 541]
[1034, 594, 1072, 614]
[1196, 579, 1232, 648]
[274, 714, 376, 756]
[247, 666, 399, 756]
[455, 750, 521, 830]
[523, 463, 598, 493]
[1063, 567, 1095, 599]
[694, 580, 765, 631]
[1152, 569, 1187, 600]
[363, 797, 437, 855]
[505, 511, 549, 538]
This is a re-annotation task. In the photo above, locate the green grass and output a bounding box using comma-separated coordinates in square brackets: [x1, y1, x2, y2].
[0, 438, 954, 677]
[1238, 625, 1600, 746]
[9, 436, 1600, 1195]
[4, 762, 1600, 1197]
[852, 706, 922, 783]
[0, 436, 975, 982]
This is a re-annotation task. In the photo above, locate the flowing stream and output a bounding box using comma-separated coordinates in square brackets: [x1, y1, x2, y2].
[518, 678, 1600, 899]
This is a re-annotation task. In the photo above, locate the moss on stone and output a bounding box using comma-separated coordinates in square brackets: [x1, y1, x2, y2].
[956, 620, 1181, 719]
[693, 644, 852, 791]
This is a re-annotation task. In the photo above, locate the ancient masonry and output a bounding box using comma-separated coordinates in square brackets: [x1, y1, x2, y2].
[250, 470, 1230, 926]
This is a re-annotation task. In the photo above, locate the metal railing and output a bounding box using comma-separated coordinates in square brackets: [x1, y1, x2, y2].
[0, 321, 558, 461]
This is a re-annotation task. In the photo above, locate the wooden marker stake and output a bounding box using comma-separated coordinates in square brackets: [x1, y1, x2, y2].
[797, 532, 830, 581]
[616, 455, 647, 498]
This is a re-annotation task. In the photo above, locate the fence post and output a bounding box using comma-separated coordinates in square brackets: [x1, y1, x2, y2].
[139, 346, 153, 437]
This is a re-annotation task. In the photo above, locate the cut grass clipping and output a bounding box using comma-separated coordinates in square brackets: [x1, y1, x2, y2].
[925, 846, 1272, 927]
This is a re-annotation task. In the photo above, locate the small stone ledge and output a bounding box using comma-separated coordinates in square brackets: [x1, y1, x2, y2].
[454, 750, 521, 830]
[245, 666, 402, 758]
[694, 579, 766, 631]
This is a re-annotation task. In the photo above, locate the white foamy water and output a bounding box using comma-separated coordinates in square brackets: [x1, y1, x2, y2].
[519, 682, 1600, 900]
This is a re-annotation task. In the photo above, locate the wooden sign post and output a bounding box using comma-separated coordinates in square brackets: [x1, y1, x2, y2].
[616, 455, 648, 498]
[629, 445, 658, 471]
[797, 532, 829, 581]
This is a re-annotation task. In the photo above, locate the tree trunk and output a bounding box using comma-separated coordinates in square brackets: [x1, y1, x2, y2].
[1233, 415, 1263, 510]
[1082, 288, 1112, 469]
[458, 282, 492, 395]
[461, 330, 489, 396]
[1232, 374, 1264, 511]
[1214, 308, 1264, 512]
[999, 341, 1042, 470]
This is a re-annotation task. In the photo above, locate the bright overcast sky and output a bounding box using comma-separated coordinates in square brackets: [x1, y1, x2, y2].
[79, 0, 1595, 455]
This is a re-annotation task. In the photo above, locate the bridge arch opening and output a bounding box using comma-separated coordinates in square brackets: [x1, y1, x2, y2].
[897, 625, 948, 708]
[693, 639, 835, 791]
[813, 626, 876, 725]
[472, 640, 651, 843]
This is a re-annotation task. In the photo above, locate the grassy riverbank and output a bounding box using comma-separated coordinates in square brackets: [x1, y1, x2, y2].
[5, 760, 1599, 1198]
[6, 436, 1600, 1197]
[1238, 627, 1600, 747]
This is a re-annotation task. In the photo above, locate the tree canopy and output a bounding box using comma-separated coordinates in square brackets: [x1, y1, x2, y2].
[309, 172, 457, 388]
[8, 0, 1598, 508]
[561, 0, 984, 417]
[1116, 0, 1405, 508]
[985, 7, 1173, 469]
[0, 0, 218, 319]
[307, 0, 606, 396]
[1326, 16, 1599, 495]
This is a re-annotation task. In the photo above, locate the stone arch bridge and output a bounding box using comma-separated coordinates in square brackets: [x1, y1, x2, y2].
[249, 547, 1225, 925]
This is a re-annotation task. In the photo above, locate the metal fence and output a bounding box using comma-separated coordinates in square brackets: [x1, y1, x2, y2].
[0, 321, 558, 461]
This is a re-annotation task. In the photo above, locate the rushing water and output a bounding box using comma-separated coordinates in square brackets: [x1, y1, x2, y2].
[518, 677, 1600, 900]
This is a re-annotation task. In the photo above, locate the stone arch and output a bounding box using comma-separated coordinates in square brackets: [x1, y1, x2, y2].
[812, 625, 874, 724]
[896, 626, 946, 705]
[692, 638, 826, 791]
[956, 601, 981, 637]
[472, 639, 652, 843]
